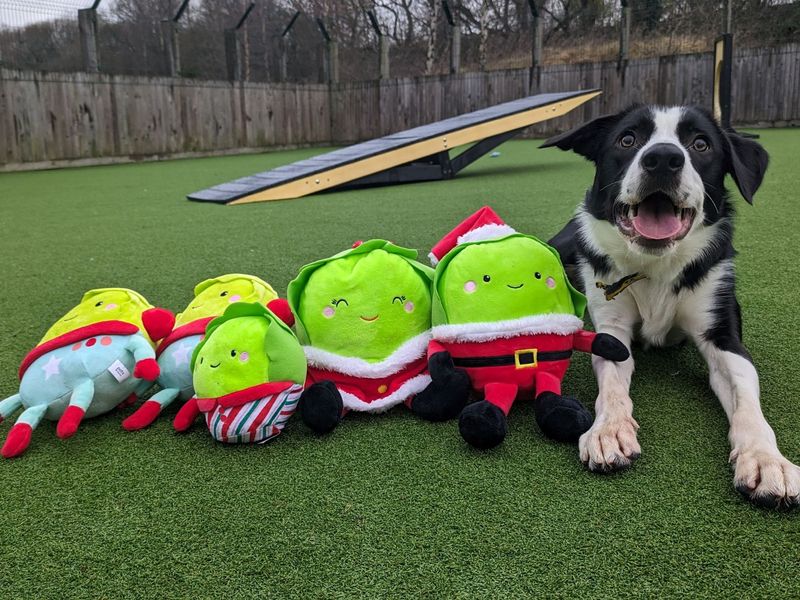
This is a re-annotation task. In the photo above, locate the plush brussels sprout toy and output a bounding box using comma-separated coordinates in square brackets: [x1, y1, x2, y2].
[172, 302, 306, 444]
[428, 207, 630, 449]
[287, 240, 467, 434]
[122, 274, 287, 431]
[0, 288, 174, 458]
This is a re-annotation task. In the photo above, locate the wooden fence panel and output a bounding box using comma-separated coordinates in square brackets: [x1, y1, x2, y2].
[1, 44, 797, 168]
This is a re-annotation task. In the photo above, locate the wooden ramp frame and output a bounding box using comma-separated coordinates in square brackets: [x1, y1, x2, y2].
[188, 89, 600, 205]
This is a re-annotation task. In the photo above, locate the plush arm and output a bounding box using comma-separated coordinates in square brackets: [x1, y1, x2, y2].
[127, 335, 160, 380]
[572, 330, 630, 362]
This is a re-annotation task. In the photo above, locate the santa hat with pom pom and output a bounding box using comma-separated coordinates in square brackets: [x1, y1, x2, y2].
[428, 206, 516, 266]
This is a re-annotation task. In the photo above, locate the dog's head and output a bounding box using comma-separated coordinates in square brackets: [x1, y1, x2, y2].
[542, 106, 769, 255]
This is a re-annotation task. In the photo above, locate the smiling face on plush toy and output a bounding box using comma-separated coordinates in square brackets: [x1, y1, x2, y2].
[42, 289, 152, 343]
[438, 236, 578, 324]
[177, 275, 277, 326]
[193, 316, 270, 399]
[298, 249, 431, 361]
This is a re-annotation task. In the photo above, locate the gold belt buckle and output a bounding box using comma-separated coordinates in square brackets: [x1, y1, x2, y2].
[514, 348, 538, 369]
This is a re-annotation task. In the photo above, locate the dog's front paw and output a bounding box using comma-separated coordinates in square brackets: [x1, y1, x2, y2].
[579, 416, 640, 472]
[731, 447, 800, 509]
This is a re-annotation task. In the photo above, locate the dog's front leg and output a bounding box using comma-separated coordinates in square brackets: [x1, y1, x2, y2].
[696, 340, 800, 508]
[579, 269, 641, 472]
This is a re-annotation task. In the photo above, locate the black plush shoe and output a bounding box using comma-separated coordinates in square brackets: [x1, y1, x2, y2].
[458, 400, 507, 449]
[300, 381, 343, 434]
[534, 392, 593, 443]
[411, 369, 471, 422]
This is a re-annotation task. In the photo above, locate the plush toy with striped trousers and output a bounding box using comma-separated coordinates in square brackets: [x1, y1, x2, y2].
[172, 302, 307, 444]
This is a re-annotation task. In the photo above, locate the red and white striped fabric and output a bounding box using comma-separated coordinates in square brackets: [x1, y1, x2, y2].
[203, 382, 303, 444]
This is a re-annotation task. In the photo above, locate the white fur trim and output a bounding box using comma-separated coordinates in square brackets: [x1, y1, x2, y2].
[457, 223, 516, 245]
[340, 374, 431, 413]
[428, 251, 439, 266]
[303, 331, 430, 379]
[432, 313, 583, 343]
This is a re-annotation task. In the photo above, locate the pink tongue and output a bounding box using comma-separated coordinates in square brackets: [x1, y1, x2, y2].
[633, 209, 682, 240]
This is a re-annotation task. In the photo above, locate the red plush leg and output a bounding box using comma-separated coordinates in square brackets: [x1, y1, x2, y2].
[173, 398, 200, 432]
[534, 371, 562, 397]
[122, 400, 162, 431]
[56, 405, 85, 439]
[1, 423, 32, 458]
[134, 358, 160, 381]
[483, 382, 518, 415]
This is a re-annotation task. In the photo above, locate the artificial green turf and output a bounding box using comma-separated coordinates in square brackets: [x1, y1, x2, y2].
[1, 131, 799, 598]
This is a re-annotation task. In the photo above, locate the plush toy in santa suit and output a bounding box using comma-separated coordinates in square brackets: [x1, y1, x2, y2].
[427, 206, 630, 449]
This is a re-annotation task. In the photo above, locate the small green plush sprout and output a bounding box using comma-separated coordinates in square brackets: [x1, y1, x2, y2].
[173, 302, 306, 444]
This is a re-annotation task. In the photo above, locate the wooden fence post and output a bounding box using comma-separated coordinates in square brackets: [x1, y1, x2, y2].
[316, 18, 338, 84]
[528, 0, 542, 90]
[442, 1, 461, 74]
[161, 0, 190, 77]
[618, 0, 631, 81]
[224, 29, 241, 81]
[279, 12, 301, 82]
[78, 4, 100, 73]
[367, 10, 391, 80]
[160, 20, 180, 77]
[225, 3, 255, 82]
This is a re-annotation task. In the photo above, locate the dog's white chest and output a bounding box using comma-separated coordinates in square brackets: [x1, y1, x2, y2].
[628, 279, 682, 347]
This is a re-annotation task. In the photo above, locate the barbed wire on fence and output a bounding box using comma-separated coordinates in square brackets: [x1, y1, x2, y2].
[0, 1, 798, 81]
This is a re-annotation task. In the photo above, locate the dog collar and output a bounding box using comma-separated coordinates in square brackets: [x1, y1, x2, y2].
[596, 273, 647, 301]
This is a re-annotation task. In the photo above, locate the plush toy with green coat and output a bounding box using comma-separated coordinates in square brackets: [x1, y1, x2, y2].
[427, 207, 630, 449]
[172, 302, 306, 444]
[0, 288, 174, 458]
[287, 240, 469, 434]
[122, 274, 286, 431]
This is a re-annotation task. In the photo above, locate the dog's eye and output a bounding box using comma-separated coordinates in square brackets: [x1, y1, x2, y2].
[483, 275, 491, 283]
[619, 133, 636, 148]
[691, 137, 709, 152]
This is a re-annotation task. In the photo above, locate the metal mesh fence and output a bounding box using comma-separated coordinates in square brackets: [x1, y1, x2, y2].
[1, 0, 798, 81]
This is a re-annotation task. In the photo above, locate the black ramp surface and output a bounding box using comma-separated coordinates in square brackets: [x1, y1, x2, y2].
[188, 90, 598, 204]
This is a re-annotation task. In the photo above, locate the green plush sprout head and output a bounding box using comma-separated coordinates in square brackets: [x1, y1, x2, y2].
[175, 274, 278, 327]
[429, 207, 586, 327]
[288, 240, 434, 362]
[191, 303, 306, 399]
[42, 288, 155, 344]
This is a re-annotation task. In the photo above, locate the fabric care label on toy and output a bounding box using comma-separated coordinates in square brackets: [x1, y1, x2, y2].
[108, 360, 131, 382]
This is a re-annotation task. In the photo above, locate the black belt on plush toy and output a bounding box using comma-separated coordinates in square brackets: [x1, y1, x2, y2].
[452, 349, 573, 369]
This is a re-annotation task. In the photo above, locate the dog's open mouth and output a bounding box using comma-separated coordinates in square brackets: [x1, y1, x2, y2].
[614, 192, 695, 247]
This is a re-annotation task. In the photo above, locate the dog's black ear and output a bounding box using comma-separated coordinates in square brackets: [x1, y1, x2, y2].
[723, 131, 769, 204]
[539, 113, 623, 162]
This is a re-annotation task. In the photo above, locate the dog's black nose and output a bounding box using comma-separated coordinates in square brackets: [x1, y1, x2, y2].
[640, 143, 685, 176]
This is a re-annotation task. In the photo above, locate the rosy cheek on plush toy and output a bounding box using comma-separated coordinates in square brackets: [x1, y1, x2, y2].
[322, 306, 335, 318]
[104, 303, 118, 312]
[464, 280, 477, 294]
[228, 294, 242, 303]
[404, 301, 415, 313]
[546, 277, 556, 289]
[239, 351, 249, 363]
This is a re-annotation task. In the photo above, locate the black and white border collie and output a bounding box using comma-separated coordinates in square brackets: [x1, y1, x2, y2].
[544, 105, 799, 508]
